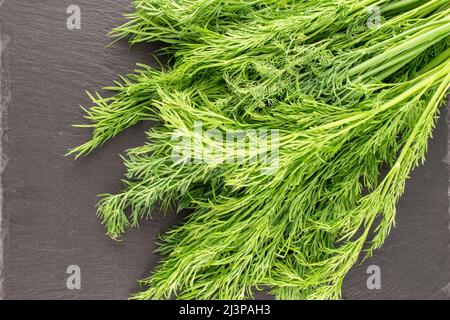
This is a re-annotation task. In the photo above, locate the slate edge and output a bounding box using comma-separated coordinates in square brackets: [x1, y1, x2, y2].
[0, 0, 10, 300]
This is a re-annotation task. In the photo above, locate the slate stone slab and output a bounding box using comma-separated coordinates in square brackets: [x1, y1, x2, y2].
[0, 0, 449, 300]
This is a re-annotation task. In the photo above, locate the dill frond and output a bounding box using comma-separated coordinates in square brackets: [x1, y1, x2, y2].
[70, 0, 450, 300]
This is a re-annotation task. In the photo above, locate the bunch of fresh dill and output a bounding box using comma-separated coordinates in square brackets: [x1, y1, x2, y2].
[70, 0, 450, 300]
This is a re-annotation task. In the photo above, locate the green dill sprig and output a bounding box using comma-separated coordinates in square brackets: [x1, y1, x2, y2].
[70, 1, 450, 300]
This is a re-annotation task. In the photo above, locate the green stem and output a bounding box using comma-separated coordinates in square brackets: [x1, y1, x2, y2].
[347, 21, 450, 77]
[341, 6, 450, 50]
[360, 40, 435, 82]
[396, 64, 450, 164]
[378, 59, 450, 113]
[416, 46, 450, 76]
[381, 0, 428, 14]
[317, 60, 450, 132]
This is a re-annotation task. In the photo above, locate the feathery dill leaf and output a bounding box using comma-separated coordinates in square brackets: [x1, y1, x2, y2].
[70, 0, 450, 300]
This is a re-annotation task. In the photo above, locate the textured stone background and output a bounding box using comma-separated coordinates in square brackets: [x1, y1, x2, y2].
[0, 0, 449, 300]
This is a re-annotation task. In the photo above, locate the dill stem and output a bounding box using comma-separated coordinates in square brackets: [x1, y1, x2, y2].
[378, 60, 450, 112]
[381, 0, 427, 13]
[374, 17, 449, 50]
[361, 40, 436, 82]
[384, 0, 449, 20]
[342, 8, 449, 50]
[347, 21, 450, 77]
[396, 64, 450, 165]
[317, 61, 450, 132]
[416, 47, 450, 76]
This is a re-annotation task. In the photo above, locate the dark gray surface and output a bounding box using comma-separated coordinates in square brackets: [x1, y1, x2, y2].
[0, 0, 449, 300]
